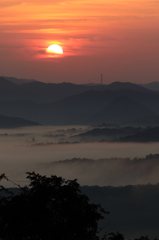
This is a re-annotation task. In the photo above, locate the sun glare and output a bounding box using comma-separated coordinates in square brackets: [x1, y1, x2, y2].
[47, 44, 63, 54]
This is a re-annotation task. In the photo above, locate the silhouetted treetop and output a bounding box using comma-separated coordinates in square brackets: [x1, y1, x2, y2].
[0, 172, 108, 240]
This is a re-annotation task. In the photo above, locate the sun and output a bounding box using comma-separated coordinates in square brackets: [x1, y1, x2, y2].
[47, 44, 63, 54]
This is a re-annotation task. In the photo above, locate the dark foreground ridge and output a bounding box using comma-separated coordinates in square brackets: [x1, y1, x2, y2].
[1, 172, 159, 239]
[0, 172, 107, 240]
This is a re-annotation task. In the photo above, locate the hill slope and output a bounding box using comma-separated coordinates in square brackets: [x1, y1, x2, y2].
[87, 96, 155, 124]
[120, 127, 159, 142]
[1, 76, 37, 85]
[0, 79, 158, 125]
[0, 114, 40, 128]
[0, 78, 154, 103]
[142, 82, 159, 91]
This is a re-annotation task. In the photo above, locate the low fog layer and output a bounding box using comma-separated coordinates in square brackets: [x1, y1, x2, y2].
[1, 126, 159, 187]
[39, 155, 159, 186]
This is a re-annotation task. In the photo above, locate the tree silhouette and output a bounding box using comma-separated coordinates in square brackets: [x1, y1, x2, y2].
[0, 172, 108, 240]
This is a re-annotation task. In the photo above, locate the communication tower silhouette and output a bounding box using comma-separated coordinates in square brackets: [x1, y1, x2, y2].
[101, 74, 103, 84]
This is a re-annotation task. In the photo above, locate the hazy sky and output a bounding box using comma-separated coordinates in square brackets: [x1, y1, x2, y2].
[0, 0, 159, 84]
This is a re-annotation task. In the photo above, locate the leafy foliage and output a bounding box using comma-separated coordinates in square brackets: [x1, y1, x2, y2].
[0, 172, 108, 240]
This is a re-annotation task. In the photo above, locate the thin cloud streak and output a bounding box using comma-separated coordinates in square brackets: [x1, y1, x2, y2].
[0, 0, 159, 82]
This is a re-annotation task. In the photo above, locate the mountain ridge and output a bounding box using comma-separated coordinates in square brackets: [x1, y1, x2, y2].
[0, 113, 40, 128]
[0, 78, 154, 103]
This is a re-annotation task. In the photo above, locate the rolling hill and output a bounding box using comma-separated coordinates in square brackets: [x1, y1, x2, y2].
[0, 114, 40, 128]
[120, 127, 159, 142]
[0, 78, 159, 125]
[0, 77, 154, 103]
[86, 96, 155, 125]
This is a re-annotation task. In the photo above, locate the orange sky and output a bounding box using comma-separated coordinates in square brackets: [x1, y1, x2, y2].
[0, 0, 159, 84]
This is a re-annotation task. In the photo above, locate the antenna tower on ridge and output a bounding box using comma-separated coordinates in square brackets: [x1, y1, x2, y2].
[101, 74, 103, 84]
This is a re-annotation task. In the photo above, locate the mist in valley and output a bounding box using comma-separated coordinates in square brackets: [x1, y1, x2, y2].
[1, 126, 159, 187]
[1, 125, 159, 238]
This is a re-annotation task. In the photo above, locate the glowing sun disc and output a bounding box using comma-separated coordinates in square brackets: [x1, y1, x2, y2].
[47, 44, 63, 54]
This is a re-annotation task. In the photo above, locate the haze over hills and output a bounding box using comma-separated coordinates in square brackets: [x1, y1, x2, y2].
[1, 76, 37, 85]
[142, 82, 159, 91]
[71, 126, 143, 142]
[87, 96, 155, 124]
[0, 92, 158, 126]
[0, 77, 155, 103]
[1, 76, 159, 239]
[104, 81, 152, 92]
[0, 77, 110, 103]
[124, 114, 159, 126]
[1, 77, 159, 126]
[72, 126, 159, 143]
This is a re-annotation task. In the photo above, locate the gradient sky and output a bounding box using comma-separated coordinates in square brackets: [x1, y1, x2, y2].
[0, 0, 159, 84]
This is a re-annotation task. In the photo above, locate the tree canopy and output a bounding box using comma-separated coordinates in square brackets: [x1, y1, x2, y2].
[0, 172, 108, 240]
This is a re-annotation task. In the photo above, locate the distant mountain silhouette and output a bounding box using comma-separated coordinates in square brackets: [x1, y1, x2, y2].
[0, 92, 157, 126]
[0, 114, 40, 128]
[0, 90, 114, 125]
[0, 77, 19, 101]
[87, 96, 155, 125]
[39, 90, 116, 125]
[120, 127, 159, 142]
[0, 78, 154, 103]
[124, 114, 159, 127]
[0, 78, 109, 103]
[142, 82, 159, 92]
[105, 81, 151, 92]
[1, 76, 37, 85]
[71, 127, 142, 141]
[0, 78, 159, 125]
[112, 89, 159, 115]
[0, 77, 17, 89]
